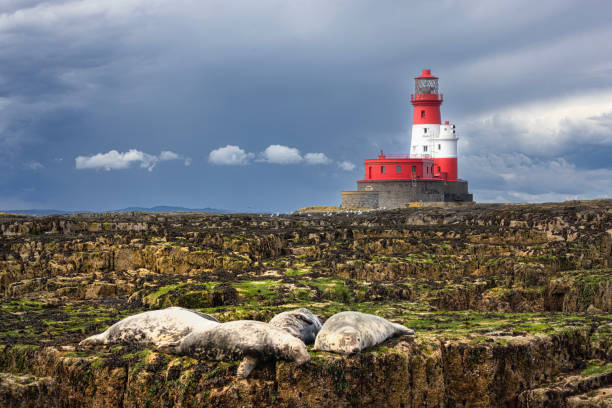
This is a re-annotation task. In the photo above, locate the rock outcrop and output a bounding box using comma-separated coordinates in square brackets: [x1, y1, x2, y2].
[1, 200, 611, 406]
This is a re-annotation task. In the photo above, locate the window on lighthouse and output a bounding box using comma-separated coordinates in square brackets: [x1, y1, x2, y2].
[423, 146, 428, 152]
[421, 110, 425, 118]
[381, 166, 385, 174]
[396, 166, 401, 173]
[424, 128, 428, 134]
[438, 144, 441, 150]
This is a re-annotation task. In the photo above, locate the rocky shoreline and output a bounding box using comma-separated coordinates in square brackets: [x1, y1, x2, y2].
[1, 200, 611, 407]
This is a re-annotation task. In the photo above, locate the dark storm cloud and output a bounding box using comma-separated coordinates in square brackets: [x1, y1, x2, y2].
[1, 0, 612, 211]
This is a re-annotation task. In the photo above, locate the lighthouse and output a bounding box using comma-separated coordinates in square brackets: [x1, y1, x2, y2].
[410, 69, 458, 181]
[341, 69, 472, 209]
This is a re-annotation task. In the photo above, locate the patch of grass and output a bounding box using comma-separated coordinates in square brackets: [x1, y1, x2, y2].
[581, 362, 612, 377]
[129, 349, 153, 378]
[404, 254, 435, 265]
[147, 284, 181, 300]
[90, 358, 104, 369]
[299, 278, 353, 303]
[205, 365, 223, 379]
[231, 280, 281, 302]
[285, 268, 309, 277]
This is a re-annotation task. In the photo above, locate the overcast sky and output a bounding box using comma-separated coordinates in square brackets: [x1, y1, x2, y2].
[1, 0, 612, 212]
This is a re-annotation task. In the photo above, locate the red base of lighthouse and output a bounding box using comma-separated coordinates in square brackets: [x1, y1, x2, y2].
[361, 154, 457, 182]
[432, 157, 457, 182]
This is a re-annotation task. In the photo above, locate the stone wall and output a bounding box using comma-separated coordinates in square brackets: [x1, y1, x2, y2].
[340, 191, 379, 208]
[341, 180, 472, 209]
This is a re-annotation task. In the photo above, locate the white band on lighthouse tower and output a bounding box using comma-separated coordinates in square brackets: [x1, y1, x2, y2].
[410, 123, 457, 159]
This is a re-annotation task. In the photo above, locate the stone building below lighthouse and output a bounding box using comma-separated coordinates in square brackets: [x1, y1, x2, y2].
[341, 69, 473, 209]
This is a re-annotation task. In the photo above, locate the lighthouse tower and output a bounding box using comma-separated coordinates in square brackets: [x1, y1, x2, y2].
[340, 68, 472, 209]
[410, 69, 458, 181]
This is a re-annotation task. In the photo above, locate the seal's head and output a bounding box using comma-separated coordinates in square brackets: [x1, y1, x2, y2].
[334, 326, 362, 354]
[272, 328, 310, 365]
[292, 342, 311, 365]
[277, 332, 310, 365]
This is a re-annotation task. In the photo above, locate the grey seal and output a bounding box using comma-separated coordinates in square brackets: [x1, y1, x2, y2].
[79, 307, 219, 347]
[269, 308, 322, 344]
[313, 311, 414, 354]
[158, 320, 310, 378]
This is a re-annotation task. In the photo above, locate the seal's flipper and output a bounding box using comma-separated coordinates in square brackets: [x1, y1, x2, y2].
[392, 323, 415, 336]
[236, 356, 258, 379]
[78, 332, 107, 348]
[156, 340, 181, 354]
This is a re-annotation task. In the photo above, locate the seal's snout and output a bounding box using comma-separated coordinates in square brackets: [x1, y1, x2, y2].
[294, 346, 311, 365]
[338, 330, 361, 354]
[295, 352, 310, 365]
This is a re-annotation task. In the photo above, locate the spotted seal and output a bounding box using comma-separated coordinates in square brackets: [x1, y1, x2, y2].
[79, 307, 219, 347]
[313, 311, 414, 354]
[269, 308, 322, 344]
[158, 320, 310, 378]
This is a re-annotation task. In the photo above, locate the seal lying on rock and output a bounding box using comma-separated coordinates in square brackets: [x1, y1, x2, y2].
[79, 307, 219, 347]
[313, 311, 414, 354]
[269, 308, 322, 344]
[158, 320, 310, 378]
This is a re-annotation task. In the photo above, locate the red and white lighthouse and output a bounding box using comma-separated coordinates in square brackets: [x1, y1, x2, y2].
[341, 68, 472, 208]
[410, 69, 458, 181]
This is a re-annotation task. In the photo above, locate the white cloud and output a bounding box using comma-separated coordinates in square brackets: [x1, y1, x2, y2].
[159, 150, 179, 160]
[461, 89, 612, 157]
[76, 149, 152, 171]
[259, 144, 303, 164]
[160, 150, 192, 166]
[209, 144, 342, 168]
[337, 161, 356, 171]
[454, 88, 612, 203]
[75, 149, 185, 171]
[463, 153, 612, 202]
[304, 152, 331, 165]
[208, 145, 254, 165]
